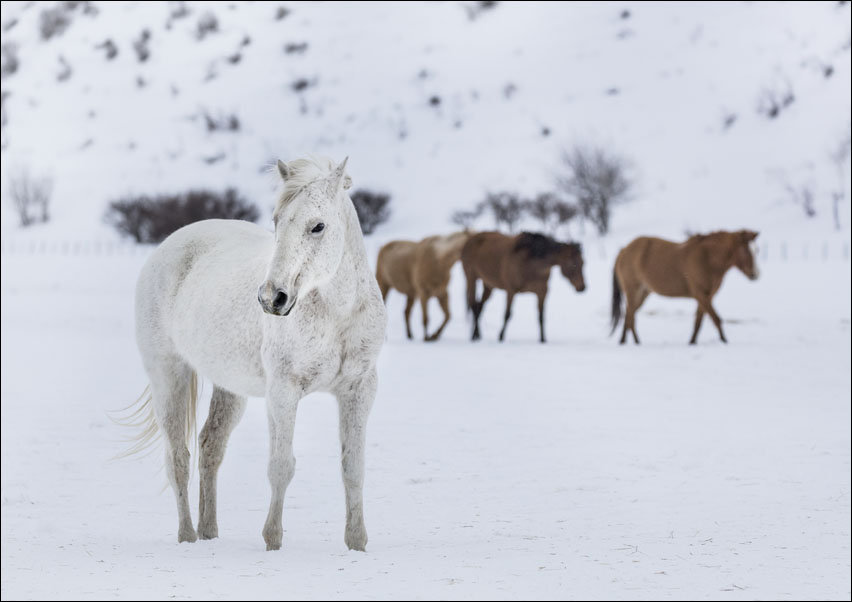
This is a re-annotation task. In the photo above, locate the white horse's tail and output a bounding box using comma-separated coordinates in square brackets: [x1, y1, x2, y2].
[110, 372, 199, 461]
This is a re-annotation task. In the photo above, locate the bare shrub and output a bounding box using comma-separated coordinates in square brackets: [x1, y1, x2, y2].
[133, 29, 151, 62]
[39, 6, 72, 40]
[1, 43, 19, 78]
[556, 144, 633, 235]
[196, 12, 219, 40]
[95, 39, 118, 60]
[462, 1, 499, 20]
[8, 169, 53, 227]
[780, 180, 817, 218]
[56, 55, 72, 82]
[757, 78, 795, 120]
[202, 110, 240, 132]
[349, 189, 391, 235]
[284, 42, 308, 54]
[451, 206, 483, 229]
[104, 189, 259, 243]
[482, 191, 524, 232]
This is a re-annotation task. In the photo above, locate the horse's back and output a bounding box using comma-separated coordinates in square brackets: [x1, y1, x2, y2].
[461, 231, 515, 286]
[616, 236, 690, 297]
[136, 220, 271, 393]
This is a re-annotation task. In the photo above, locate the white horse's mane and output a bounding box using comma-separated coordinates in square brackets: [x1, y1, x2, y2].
[274, 155, 352, 216]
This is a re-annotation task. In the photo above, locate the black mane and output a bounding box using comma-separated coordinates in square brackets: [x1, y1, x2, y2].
[513, 232, 568, 258]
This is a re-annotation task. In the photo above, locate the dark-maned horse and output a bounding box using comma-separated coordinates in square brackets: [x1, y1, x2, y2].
[461, 231, 586, 343]
[611, 230, 759, 345]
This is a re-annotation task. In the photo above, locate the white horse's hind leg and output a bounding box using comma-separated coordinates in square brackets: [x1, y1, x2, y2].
[335, 370, 377, 551]
[198, 387, 247, 540]
[262, 381, 301, 551]
[149, 359, 197, 543]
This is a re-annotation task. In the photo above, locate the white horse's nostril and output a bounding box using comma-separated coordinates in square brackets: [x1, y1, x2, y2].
[273, 290, 288, 309]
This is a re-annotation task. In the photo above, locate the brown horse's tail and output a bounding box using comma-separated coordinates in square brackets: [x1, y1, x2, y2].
[610, 267, 622, 336]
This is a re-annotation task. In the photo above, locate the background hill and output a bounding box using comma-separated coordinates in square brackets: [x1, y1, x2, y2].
[1, 1, 850, 247]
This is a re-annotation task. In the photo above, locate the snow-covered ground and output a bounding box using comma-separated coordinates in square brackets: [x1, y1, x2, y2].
[1, 247, 849, 600]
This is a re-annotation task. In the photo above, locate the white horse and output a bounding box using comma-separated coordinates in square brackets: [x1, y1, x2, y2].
[129, 156, 386, 551]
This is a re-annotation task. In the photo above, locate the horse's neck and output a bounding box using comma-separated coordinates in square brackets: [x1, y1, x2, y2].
[436, 237, 467, 270]
[696, 237, 736, 273]
[320, 200, 373, 303]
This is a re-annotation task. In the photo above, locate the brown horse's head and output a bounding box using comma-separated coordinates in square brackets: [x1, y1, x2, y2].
[733, 230, 760, 280]
[559, 242, 586, 292]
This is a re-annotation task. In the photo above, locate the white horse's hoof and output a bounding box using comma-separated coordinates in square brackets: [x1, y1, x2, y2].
[345, 527, 368, 551]
[178, 526, 198, 543]
[263, 524, 282, 551]
[197, 524, 218, 540]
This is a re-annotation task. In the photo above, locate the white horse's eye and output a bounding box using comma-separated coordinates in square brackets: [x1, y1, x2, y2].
[311, 223, 325, 234]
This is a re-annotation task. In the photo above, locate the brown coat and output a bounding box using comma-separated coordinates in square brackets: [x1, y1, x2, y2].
[612, 230, 759, 344]
[376, 231, 472, 341]
[461, 231, 586, 343]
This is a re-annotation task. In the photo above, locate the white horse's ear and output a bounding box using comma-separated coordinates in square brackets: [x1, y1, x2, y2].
[332, 157, 352, 191]
[277, 160, 290, 181]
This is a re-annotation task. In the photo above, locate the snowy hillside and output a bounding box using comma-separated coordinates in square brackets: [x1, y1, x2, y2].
[1, 1, 850, 245]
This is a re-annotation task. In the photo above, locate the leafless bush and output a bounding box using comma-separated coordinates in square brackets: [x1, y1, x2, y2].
[133, 29, 151, 62]
[39, 5, 72, 40]
[202, 110, 240, 132]
[1, 91, 10, 129]
[284, 42, 308, 54]
[462, 1, 499, 21]
[482, 191, 524, 232]
[556, 144, 633, 235]
[450, 205, 484, 229]
[1, 43, 19, 78]
[522, 192, 578, 235]
[349, 189, 391, 235]
[275, 6, 291, 20]
[781, 180, 817, 218]
[95, 39, 117, 60]
[757, 79, 795, 120]
[56, 55, 72, 82]
[170, 2, 190, 20]
[104, 189, 258, 243]
[8, 169, 53, 227]
[196, 12, 219, 40]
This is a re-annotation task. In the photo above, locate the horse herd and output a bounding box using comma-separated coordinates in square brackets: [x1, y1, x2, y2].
[124, 156, 760, 551]
[377, 227, 759, 345]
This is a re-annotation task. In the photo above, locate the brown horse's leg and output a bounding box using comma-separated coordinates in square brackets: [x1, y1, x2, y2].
[498, 291, 516, 342]
[419, 295, 431, 341]
[377, 277, 390, 302]
[620, 286, 633, 344]
[472, 286, 492, 341]
[404, 296, 415, 340]
[426, 290, 451, 342]
[536, 289, 547, 343]
[689, 306, 705, 345]
[694, 294, 726, 343]
[629, 288, 649, 344]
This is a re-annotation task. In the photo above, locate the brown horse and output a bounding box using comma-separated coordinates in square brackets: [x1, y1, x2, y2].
[461, 231, 586, 343]
[611, 230, 760, 345]
[376, 231, 472, 341]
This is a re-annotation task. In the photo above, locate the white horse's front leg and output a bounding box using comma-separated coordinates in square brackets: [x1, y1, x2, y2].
[335, 369, 377, 551]
[262, 380, 301, 551]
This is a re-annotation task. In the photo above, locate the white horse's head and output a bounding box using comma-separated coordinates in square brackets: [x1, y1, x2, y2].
[258, 156, 353, 316]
